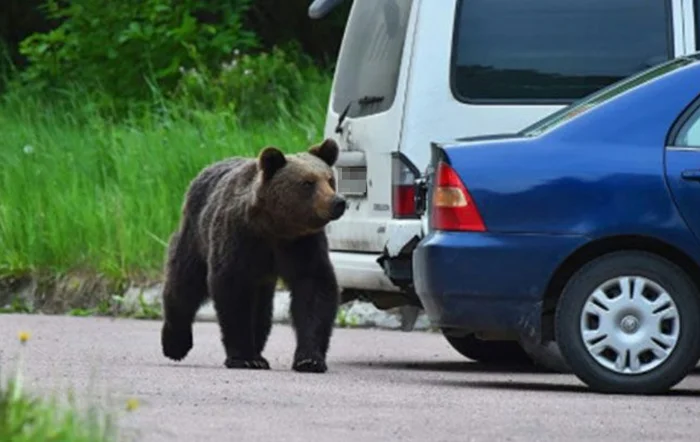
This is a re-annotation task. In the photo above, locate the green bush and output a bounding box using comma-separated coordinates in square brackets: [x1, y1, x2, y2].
[17, 0, 257, 102]
[175, 43, 327, 122]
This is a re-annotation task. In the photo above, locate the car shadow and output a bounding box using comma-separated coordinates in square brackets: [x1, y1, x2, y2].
[421, 379, 700, 397]
[340, 359, 558, 374]
[345, 359, 700, 374]
[342, 360, 700, 396]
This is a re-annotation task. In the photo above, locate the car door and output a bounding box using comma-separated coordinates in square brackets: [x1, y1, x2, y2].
[666, 97, 700, 241]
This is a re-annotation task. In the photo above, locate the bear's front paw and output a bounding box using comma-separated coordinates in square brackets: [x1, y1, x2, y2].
[292, 357, 328, 373]
[161, 322, 193, 361]
[225, 355, 270, 370]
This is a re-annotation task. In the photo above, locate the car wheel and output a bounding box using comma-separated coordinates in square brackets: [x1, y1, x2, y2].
[555, 251, 700, 394]
[443, 333, 533, 365]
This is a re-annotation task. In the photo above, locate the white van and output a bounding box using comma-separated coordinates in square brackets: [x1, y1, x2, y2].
[309, 0, 699, 366]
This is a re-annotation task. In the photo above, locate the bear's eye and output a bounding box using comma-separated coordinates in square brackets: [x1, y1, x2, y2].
[302, 180, 315, 188]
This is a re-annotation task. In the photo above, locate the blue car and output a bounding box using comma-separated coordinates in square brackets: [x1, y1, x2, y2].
[412, 54, 700, 395]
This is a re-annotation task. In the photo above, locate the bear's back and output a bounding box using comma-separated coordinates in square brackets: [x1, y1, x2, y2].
[184, 157, 256, 218]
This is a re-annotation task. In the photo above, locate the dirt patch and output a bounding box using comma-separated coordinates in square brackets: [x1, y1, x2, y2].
[1, 271, 132, 315]
[0, 270, 286, 317]
[0, 272, 432, 331]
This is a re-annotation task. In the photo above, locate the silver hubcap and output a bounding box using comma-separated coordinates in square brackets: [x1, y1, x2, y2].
[579, 276, 680, 375]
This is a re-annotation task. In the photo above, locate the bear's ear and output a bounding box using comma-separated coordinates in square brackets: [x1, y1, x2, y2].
[258, 146, 287, 181]
[309, 138, 339, 167]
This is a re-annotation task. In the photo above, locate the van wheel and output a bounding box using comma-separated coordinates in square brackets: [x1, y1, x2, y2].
[555, 251, 700, 394]
[443, 333, 532, 365]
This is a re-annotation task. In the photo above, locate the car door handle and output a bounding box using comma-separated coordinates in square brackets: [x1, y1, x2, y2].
[681, 170, 700, 182]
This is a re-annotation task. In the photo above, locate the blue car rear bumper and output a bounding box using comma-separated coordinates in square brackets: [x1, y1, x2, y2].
[412, 231, 588, 337]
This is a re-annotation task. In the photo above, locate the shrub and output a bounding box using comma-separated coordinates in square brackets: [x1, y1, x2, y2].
[174, 42, 326, 122]
[17, 0, 258, 103]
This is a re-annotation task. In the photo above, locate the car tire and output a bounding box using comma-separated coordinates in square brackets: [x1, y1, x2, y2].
[443, 333, 533, 365]
[555, 251, 700, 394]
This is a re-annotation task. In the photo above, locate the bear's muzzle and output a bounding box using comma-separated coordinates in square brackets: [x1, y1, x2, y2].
[329, 195, 347, 221]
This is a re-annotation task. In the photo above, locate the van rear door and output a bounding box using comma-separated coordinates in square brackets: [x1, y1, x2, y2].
[323, 0, 417, 253]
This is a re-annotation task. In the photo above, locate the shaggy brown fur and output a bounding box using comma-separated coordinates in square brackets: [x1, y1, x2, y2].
[160, 139, 347, 373]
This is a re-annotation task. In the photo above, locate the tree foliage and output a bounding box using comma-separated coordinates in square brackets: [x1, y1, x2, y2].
[17, 0, 258, 99]
[0, 0, 350, 113]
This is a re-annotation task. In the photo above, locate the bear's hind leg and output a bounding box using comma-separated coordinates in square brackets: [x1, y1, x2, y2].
[276, 233, 339, 374]
[161, 229, 210, 361]
[210, 274, 272, 369]
[253, 277, 277, 359]
[208, 241, 273, 370]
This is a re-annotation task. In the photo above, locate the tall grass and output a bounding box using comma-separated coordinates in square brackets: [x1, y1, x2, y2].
[0, 78, 332, 279]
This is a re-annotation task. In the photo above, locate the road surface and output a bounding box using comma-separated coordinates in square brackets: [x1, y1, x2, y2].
[1, 314, 699, 441]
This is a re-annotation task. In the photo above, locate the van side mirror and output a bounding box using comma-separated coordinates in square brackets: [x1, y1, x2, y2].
[308, 0, 346, 19]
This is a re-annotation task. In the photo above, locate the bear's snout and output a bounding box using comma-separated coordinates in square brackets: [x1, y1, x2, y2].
[329, 195, 347, 220]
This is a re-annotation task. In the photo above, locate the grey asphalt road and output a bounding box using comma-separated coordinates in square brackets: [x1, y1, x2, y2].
[1, 314, 699, 442]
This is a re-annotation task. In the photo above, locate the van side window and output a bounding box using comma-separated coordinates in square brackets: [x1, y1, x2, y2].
[331, 0, 413, 118]
[676, 106, 700, 148]
[451, 0, 673, 103]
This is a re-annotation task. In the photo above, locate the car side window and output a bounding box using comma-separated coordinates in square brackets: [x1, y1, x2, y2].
[676, 107, 700, 148]
[451, 0, 673, 103]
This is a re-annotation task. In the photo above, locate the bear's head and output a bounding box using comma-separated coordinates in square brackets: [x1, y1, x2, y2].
[254, 138, 347, 238]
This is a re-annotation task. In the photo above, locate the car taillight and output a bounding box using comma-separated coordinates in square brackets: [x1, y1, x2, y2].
[392, 154, 420, 219]
[430, 161, 486, 232]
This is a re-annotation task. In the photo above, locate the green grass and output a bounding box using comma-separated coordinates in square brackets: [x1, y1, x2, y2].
[0, 335, 124, 441]
[0, 77, 332, 280]
[0, 378, 119, 442]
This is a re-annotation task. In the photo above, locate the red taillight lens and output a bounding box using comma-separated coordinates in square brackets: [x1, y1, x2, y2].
[393, 184, 416, 218]
[392, 154, 419, 219]
[430, 161, 486, 232]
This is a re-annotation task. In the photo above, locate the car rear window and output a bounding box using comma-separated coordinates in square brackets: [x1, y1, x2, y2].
[331, 0, 413, 118]
[451, 0, 674, 103]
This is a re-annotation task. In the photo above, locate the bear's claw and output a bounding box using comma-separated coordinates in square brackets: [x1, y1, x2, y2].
[292, 357, 328, 373]
[225, 356, 270, 370]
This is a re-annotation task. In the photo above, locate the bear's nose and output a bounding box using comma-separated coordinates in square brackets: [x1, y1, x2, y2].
[330, 196, 347, 220]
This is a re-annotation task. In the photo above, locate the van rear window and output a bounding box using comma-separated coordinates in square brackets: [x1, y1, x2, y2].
[451, 0, 673, 103]
[331, 0, 413, 118]
[696, 0, 700, 50]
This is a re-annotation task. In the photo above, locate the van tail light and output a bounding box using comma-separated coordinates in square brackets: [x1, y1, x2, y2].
[392, 154, 420, 219]
[430, 161, 486, 232]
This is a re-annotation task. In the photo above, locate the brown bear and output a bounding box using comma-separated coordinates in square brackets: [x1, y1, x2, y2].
[160, 138, 347, 373]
